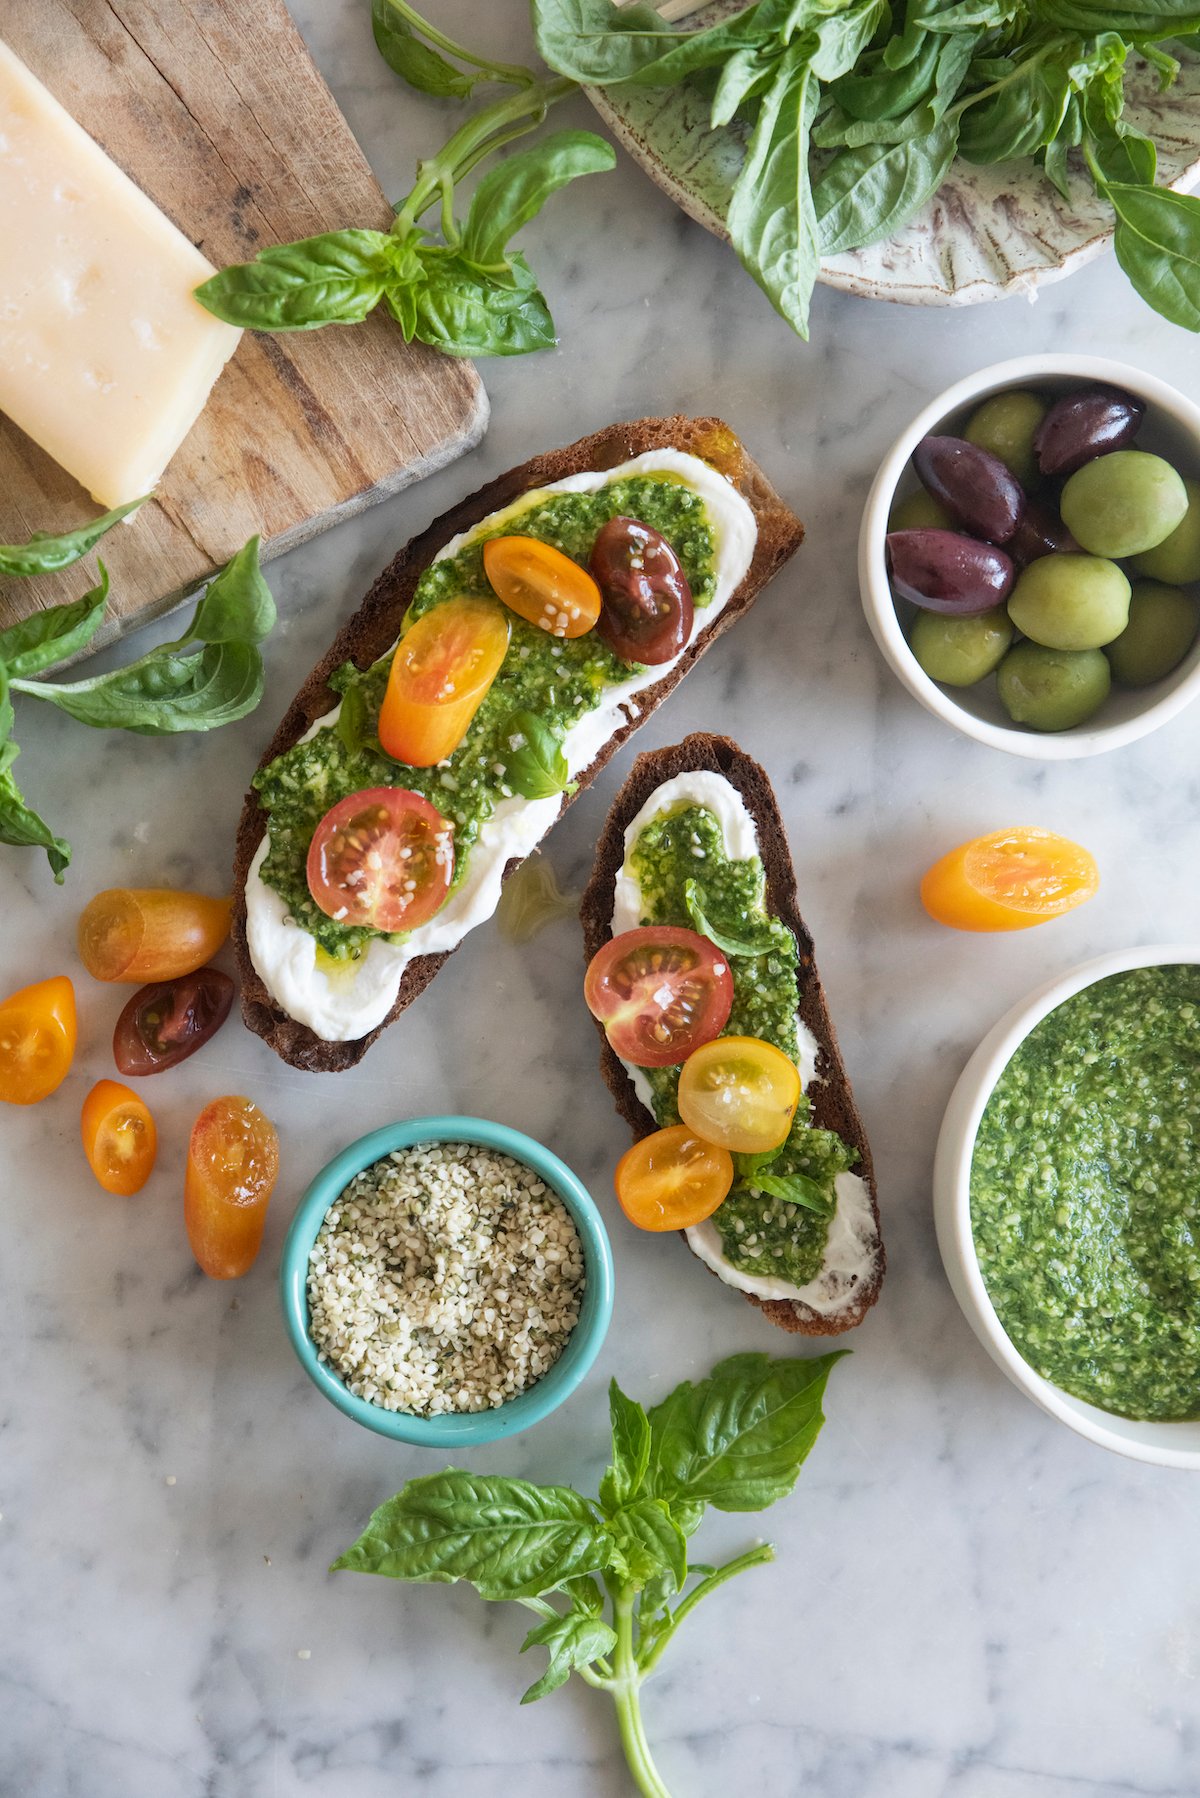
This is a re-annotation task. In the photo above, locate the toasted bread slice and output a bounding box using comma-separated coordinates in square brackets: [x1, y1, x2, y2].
[233, 417, 803, 1070]
[581, 732, 884, 1336]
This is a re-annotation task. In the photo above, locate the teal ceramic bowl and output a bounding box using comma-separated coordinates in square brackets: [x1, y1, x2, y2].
[280, 1115, 614, 1446]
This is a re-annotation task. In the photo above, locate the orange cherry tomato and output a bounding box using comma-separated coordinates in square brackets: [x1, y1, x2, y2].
[379, 596, 510, 767]
[614, 1124, 734, 1231]
[920, 827, 1099, 932]
[482, 536, 602, 640]
[185, 1096, 280, 1279]
[0, 975, 77, 1105]
[78, 888, 231, 983]
[677, 1035, 801, 1155]
[306, 787, 454, 932]
[81, 1079, 157, 1195]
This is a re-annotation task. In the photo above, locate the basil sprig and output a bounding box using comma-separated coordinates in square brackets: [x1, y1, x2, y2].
[534, 0, 1200, 340]
[0, 496, 147, 579]
[333, 1352, 844, 1796]
[0, 537, 275, 879]
[197, 3, 613, 357]
[499, 709, 576, 800]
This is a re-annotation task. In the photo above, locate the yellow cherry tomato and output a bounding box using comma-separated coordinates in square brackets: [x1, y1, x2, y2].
[483, 536, 602, 639]
[677, 1035, 801, 1155]
[78, 888, 231, 983]
[379, 596, 510, 768]
[0, 975, 77, 1105]
[81, 1079, 157, 1195]
[185, 1096, 280, 1279]
[614, 1125, 734, 1231]
[920, 827, 1099, 931]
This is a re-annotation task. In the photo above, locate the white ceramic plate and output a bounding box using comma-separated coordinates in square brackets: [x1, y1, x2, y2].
[933, 945, 1200, 1468]
[587, 11, 1200, 307]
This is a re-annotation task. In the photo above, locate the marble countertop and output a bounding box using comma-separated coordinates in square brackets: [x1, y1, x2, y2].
[5, 5, 1200, 1795]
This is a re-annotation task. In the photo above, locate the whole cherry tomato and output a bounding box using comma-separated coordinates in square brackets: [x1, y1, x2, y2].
[306, 787, 454, 933]
[185, 1096, 280, 1279]
[615, 1125, 734, 1231]
[0, 975, 77, 1105]
[378, 597, 510, 767]
[584, 927, 732, 1067]
[590, 517, 693, 665]
[78, 888, 231, 983]
[81, 1079, 157, 1195]
[113, 969, 235, 1076]
[483, 536, 602, 639]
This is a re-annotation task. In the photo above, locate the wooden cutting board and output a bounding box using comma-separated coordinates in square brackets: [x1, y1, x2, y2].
[0, 0, 488, 658]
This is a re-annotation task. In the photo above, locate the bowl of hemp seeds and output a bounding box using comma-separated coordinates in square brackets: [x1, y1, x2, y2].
[280, 1116, 615, 1445]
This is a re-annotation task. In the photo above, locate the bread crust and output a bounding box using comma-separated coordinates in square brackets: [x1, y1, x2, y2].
[579, 732, 884, 1336]
[232, 416, 804, 1070]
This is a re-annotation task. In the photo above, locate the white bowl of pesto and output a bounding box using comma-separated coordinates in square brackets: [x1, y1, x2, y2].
[934, 944, 1200, 1468]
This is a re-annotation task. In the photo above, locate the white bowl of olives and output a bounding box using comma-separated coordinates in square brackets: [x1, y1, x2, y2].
[859, 355, 1200, 758]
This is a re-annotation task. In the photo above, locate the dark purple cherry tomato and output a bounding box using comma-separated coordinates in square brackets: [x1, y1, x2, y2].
[1009, 499, 1080, 567]
[913, 436, 1025, 544]
[113, 968, 235, 1076]
[887, 529, 1015, 615]
[590, 516, 693, 665]
[1034, 386, 1146, 477]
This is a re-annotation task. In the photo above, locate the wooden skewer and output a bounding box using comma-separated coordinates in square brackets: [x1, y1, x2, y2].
[616, 0, 715, 19]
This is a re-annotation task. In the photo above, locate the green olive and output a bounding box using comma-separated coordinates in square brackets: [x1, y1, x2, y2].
[1060, 450, 1189, 559]
[997, 642, 1112, 731]
[890, 489, 952, 531]
[964, 390, 1047, 487]
[1007, 553, 1130, 650]
[1106, 580, 1200, 686]
[909, 606, 1013, 686]
[1132, 477, 1200, 584]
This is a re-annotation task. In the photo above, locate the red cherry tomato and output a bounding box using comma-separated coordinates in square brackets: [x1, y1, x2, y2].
[113, 968, 235, 1076]
[590, 517, 694, 665]
[584, 926, 733, 1067]
[306, 787, 454, 934]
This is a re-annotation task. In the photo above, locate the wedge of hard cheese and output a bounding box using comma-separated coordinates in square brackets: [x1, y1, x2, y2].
[0, 39, 241, 507]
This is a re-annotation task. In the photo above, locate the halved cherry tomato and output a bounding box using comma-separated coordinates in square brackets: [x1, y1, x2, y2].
[590, 516, 694, 665]
[615, 1124, 734, 1232]
[0, 975, 77, 1105]
[677, 1035, 801, 1155]
[185, 1096, 279, 1279]
[585, 926, 733, 1067]
[113, 968, 235, 1076]
[307, 787, 454, 933]
[81, 1079, 157, 1195]
[78, 888, 231, 983]
[920, 827, 1099, 932]
[379, 596, 510, 767]
[482, 536, 602, 640]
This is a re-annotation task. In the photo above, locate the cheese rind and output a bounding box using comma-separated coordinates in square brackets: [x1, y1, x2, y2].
[0, 39, 242, 506]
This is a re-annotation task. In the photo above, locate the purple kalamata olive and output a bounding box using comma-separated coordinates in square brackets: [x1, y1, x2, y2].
[1008, 498, 1080, 567]
[1034, 386, 1146, 477]
[913, 435, 1025, 544]
[591, 516, 693, 665]
[886, 528, 1015, 615]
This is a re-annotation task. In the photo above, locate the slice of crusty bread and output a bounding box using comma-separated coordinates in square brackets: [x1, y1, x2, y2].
[580, 732, 884, 1336]
[232, 417, 804, 1071]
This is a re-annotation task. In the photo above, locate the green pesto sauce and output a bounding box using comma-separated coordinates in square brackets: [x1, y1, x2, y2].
[629, 803, 857, 1290]
[970, 965, 1200, 1422]
[254, 476, 716, 960]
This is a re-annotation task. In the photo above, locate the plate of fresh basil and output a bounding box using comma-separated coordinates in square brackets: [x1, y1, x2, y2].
[532, 0, 1200, 334]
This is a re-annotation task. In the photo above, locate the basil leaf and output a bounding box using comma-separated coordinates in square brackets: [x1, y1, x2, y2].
[413, 255, 557, 356]
[372, 0, 476, 96]
[711, 44, 781, 128]
[750, 1169, 835, 1213]
[331, 1470, 610, 1601]
[0, 497, 146, 580]
[643, 1351, 846, 1514]
[606, 1497, 688, 1592]
[336, 682, 371, 754]
[815, 118, 959, 254]
[14, 639, 264, 735]
[499, 710, 575, 799]
[1109, 181, 1200, 331]
[682, 877, 776, 957]
[0, 764, 71, 881]
[519, 1611, 618, 1703]
[559, 1573, 606, 1615]
[810, 0, 890, 84]
[532, 0, 761, 86]
[727, 48, 820, 340]
[196, 229, 393, 331]
[958, 61, 1072, 163]
[177, 536, 275, 647]
[598, 1380, 652, 1514]
[0, 566, 109, 677]
[461, 131, 616, 270]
